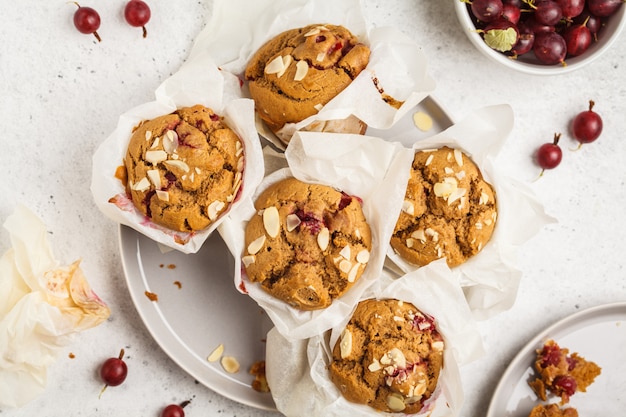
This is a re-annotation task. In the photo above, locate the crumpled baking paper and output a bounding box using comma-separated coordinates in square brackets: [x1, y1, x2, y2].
[0, 205, 110, 408]
[90, 52, 265, 254]
[265, 260, 485, 417]
[218, 131, 415, 340]
[385, 104, 556, 320]
[188, 0, 436, 147]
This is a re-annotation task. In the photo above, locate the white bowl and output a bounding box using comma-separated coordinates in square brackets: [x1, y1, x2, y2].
[453, 0, 626, 75]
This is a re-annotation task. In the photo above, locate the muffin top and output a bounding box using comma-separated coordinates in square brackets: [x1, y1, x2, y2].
[244, 24, 370, 134]
[124, 105, 243, 232]
[391, 147, 497, 267]
[242, 177, 372, 310]
[329, 298, 444, 414]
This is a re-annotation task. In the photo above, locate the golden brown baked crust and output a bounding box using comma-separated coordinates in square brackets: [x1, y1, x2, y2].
[329, 299, 444, 414]
[124, 105, 243, 232]
[390, 147, 497, 267]
[244, 24, 370, 141]
[242, 177, 372, 310]
[529, 339, 602, 404]
[528, 404, 579, 417]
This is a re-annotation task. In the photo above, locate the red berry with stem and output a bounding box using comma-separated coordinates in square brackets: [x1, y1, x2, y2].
[556, 0, 585, 18]
[563, 17, 592, 56]
[72, 2, 101, 42]
[125, 0, 151, 38]
[572, 100, 603, 146]
[99, 349, 128, 397]
[536, 133, 563, 175]
[161, 400, 191, 417]
[469, 0, 504, 22]
[533, 31, 567, 65]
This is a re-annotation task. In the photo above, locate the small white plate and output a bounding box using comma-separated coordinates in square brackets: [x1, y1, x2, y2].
[487, 302, 626, 416]
[118, 95, 454, 411]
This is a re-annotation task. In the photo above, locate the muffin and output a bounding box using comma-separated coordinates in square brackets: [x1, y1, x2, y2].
[124, 105, 244, 232]
[528, 404, 578, 417]
[390, 147, 497, 267]
[244, 23, 370, 145]
[329, 298, 444, 414]
[529, 339, 602, 404]
[241, 177, 372, 310]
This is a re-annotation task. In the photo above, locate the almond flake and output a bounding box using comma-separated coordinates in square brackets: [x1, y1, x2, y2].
[208, 200, 225, 221]
[317, 227, 330, 251]
[242, 255, 256, 267]
[479, 192, 490, 205]
[164, 160, 190, 173]
[156, 190, 169, 201]
[368, 359, 382, 372]
[146, 169, 161, 189]
[131, 177, 151, 192]
[145, 130, 152, 141]
[425, 154, 434, 166]
[433, 178, 457, 198]
[411, 229, 426, 242]
[388, 348, 407, 368]
[387, 393, 406, 412]
[339, 246, 351, 260]
[454, 149, 464, 167]
[348, 263, 360, 282]
[236, 156, 244, 172]
[316, 52, 326, 62]
[263, 206, 280, 238]
[195, 167, 201, 174]
[406, 238, 415, 248]
[356, 249, 370, 264]
[456, 170, 466, 180]
[339, 260, 352, 274]
[247, 236, 266, 255]
[475, 222, 483, 230]
[425, 228, 439, 242]
[235, 140, 243, 156]
[150, 136, 160, 149]
[264, 55, 285, 75]
[401, 200, 415, 215]
[314, 103, 323, 111]
[355, 228, 361, 239]
[431, 340, 444, 351]
[286, 214, 301, 232]
[339, 329, 353, 359]
[221, 356, 240, 374]
[444, 167, 454, 174]
[447, 187, 466, 206]
[163, 130, 179, 154]
[294, 60, 308, 81]
[412, 111, 433, 131]
[145, 150, 168, 165]
[303, 27, 321, 37]
[207, 344, 224, 362]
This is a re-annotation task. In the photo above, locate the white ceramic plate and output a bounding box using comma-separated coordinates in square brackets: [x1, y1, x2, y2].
[118, 95, 454, 411]
[486, 302, 626, 417]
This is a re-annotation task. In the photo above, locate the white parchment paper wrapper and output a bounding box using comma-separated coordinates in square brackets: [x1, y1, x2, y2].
[0, 205, 110, 408]
[188, 0, 436, 147]
[386, 104, 556, 320]
[90, 55, 264, 254]
[218, 131, 415, 339]
[265, 260, 485, 417]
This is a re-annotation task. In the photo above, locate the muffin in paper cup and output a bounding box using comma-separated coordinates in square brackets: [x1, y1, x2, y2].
[385, 104, 556, 319]
[264, 260, 485, 417]
[217, 131, 415, 339]
[90, 55, 264, 254]
[187, 0, 436, 148]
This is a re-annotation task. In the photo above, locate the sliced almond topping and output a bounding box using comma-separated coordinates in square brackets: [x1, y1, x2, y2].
[339, 329, 352, 359]
[145, 150, 168, 165]
[316, 52, 326, 62]
[236, 156, 244, 172]
[317, 227, 330, 251]
[208, 200, 225, 221]
[447, 152, 453, 162]
[156, 190, 169, 201]
[475, 221, 483, 230]
[264, 55, 285, 75]
[368, 358, 382, 372]
[303, 27, 321, 37]
[406, 238, 415, 248]
[412, 111, 433, 131]
[425, 154, 434, 166]
[456, 170, 466, 180]
[433, 177, 457, 198]
[339, 260, 352, 274]
[164, 160, 190, 173]
[145, 130, 152, 141]
[356, 249, 370, 264]
[454, 149, 464, 166]
[146, 169, 161, 189]
[277, 55, 292, 78]
[294, 60, 308, 81]
[286, 214, 301, 232]
[242, 255, 256, 267]
[163, 130, 179, 154]
[411, 229, 426, 243]
[387, 393, 406, 412]
[479, 192, 490, 205]
[425, 228, 439, 242]
[347, 263, 360, 282]
[221, 356, 240, 374]
[262, 206, 280, 238]
[150, 136, 160, 149]
[355, 228, 361, 239]
[447, 187, 467, 206]
[444, 167, 454, 174]
[339, 246, 351, 260]
[393, 315, 405, 322]
[247, 236, 266, 255]
[485, 218, 493, 226]
[431, 340, 445, 351]
[235, 141, 244, 157]
[388, 348, 407, 368]
[401, 200, 415, 215]
[314, 103, 323, 111]
[195, 167, 201, 175]
[207, 344, 224, 362]
[131, 177, 151, 192]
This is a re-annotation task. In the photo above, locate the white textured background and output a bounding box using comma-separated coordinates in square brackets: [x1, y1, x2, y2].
[1, 0, 625, 416]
